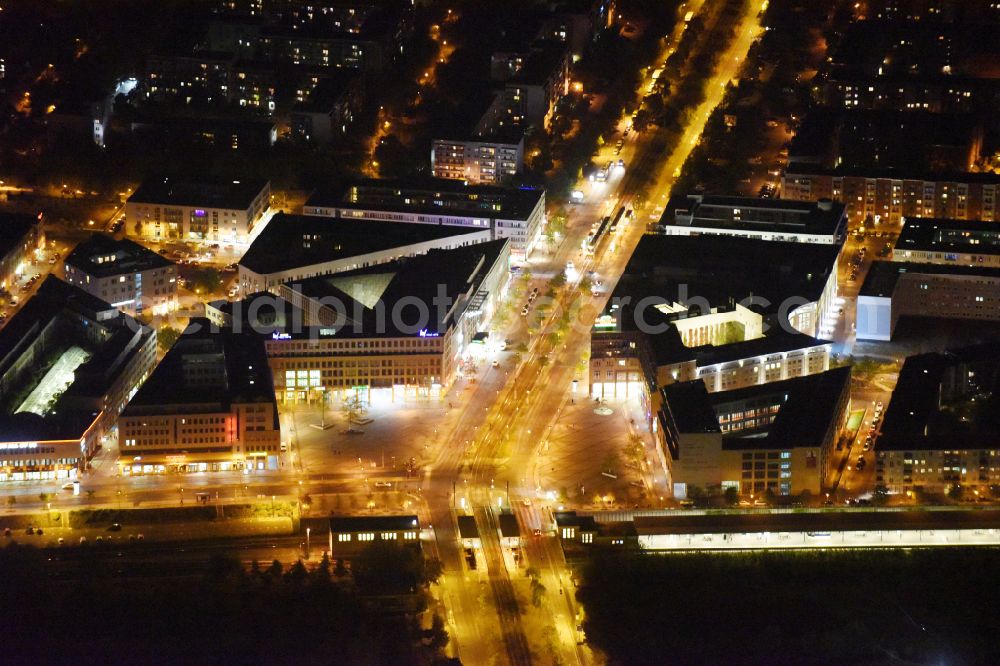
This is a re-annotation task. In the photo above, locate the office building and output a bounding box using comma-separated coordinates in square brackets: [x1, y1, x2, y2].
[117, 321, 280, 476]
[63, 234, 178, 317]
[655, 366, 852, 498]
[0, 212, 44, 291]
[876, 345, 1000, 494]
[657, 195, 847, 244]
[216, 239, 510, 403]
[856, 261, 1000, 341]
[236, 213, 492, 293]
[125, 176, 271, 245]
[303, 179, 544, 261]
[0, 277, 157, 482]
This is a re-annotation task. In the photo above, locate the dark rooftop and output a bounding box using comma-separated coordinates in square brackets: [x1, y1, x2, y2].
[659, 367, 852, 450]
[631, 508, 1000, 536]
[238, 212, 487, 276]
[65, 233, 173, 278]
[129, 175, 269, 211]
[894, 217, 1000, 257]
[0, 212, 39, 263]
[859, 261, 1000, 298]
[0, 277, 152, 442]
[330, 515, 420, 533]
[292, 239, 510, 337]
[663, 195, 846, 239]
[660, 380, 722, 434]
[457, 515, 479, 539]
[607, 234, 842, 322]
[123, 318, 277, 415]
[878, 344, 1000, 452]
[784, 163, 1000, 184]
[305, 178, 544, 222]
[509, 44, 567, 86]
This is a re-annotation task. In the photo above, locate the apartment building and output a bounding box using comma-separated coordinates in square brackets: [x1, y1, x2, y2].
[876, 345, 1000, 494]
[891, 217, 1000, 268]
[856, 261, 1000, 341]
[781, 167, 999, 225]
[125, 176, 271, 245]
[63, 234, 177, 317]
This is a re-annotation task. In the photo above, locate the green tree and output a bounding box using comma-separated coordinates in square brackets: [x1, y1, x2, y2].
[724, 487, 739, 506]
[158, 326, 181, 354]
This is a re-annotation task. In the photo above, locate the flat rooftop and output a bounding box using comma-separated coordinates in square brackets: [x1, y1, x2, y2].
[692, 330, 831, 368]
[123, 319, 277, 417]
[859, 261, 1000, 298]
[129, 175, 269, 211]
[661, 367, 852, 450]
[632, 508, 1000, 536]
[664, 195, 846, 238]
[0, 277, 152, 442]
[292, 70, 361, 112]
[305, 178, 544, 222]
[878, 344, 1000, 452]
[238, 213, 487, 275]
[330, 515, 420, 533]
[0, 212, 39, 261]
[608, 234, 842, 321]
[65, 233, 172, 278]
[894, 217, 1000, 257]
[783, 163, 1000, 184]
[292, 239, 509, 337]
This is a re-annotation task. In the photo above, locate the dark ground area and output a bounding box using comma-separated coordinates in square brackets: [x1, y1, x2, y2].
[577, 548, 1000, 665]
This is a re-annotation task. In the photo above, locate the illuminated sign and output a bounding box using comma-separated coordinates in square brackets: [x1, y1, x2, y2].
[272, 331, 291, 340]
[418, 329, 440, 338]
[319, 328, 336, 336]
[194, 209, 206, 217]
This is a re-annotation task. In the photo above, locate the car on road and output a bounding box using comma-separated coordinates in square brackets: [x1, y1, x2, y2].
[374, 481, 392, 488]
[521, 305, 529, 316]
[532, 529, 542, 537]
[491, 360, 500, 368]
[61, 482, 75, 490]
[108, 523, 122, 532]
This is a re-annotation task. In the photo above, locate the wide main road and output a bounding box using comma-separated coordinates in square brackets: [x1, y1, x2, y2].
[425, 0, 770, 663]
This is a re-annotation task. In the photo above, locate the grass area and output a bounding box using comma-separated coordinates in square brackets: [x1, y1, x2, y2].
[577, 548, 1000, 664]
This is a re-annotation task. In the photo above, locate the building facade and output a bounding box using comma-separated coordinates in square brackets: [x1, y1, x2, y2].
[125, 176, 271, 245]
[0, 212, 44, 292]
[431, 135, 525, 185]
[64, 234, 178, 317]
[118, 324, 281, 476]
[781, 168, 999, 225]
[303, 180, 544, 261]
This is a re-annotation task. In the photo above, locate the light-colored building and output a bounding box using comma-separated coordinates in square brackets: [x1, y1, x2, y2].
[0, 277, 157, 482]
[63, 233, 177, 317]
[656, 366, 852, 498]
[781, 167, 999, 225]
[431, 134, 524, 185]
[876, 345, 1000, 494]
[658, 195, 847, 244]
[125, 176, 271, 245]
[117, 322, 280, 476]
[236, 213, 491, 294]
[856, 261, 1000, 341]
[303, 179, 544, 261]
